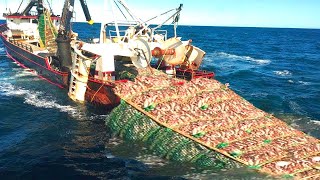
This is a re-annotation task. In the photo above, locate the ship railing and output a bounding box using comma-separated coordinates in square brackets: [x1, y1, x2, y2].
[107, 29, 168, 43]
[0, 24, 9, 33]
[108, 30, 126, 40]
[153, 30, 167, 41]
[11, 40, 33, 53]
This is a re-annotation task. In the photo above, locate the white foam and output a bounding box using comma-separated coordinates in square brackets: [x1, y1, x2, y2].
[311, 120, 320, 125]
[274, 70, 292, 76]
[14, 70, 37, 78]
[135, 154, 168, 167]
[298, 81, 311, 85]
[215, 52, 271, 65]
[0, 47, 4, 52]
[105, 153, 115, 158]
[287, 79, 311, 85]
[0, 82, 29, 95]
[11, 68, 24, 72]
[0, 77, 15, 81]
[106, 137, 123, 147]
[0, 82, 82, 118]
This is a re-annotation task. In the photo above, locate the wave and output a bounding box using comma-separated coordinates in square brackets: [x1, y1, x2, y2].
[6, 67, 24, 71]
[0, 77, 18, 81]
[298, 81, 311, 85]
[288, 79, 311, 85]
[0, 82, 29, 95]
[277, 113, 320, 139]
[13, 70, 37, 78]
[273, 70, 292, 76]
[0, 47, 4, 52]
[214, 52, 271, 65]
[0, 82, 81, 117]
[311, 120, 320, 125]
[288, 101, 306, 115]
[250, 92, 268, 98]
[135, 154, 168, 167]
[106, 137, 123, 147]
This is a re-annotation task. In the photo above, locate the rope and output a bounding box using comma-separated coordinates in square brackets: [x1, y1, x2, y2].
[90, 82, 105, 102]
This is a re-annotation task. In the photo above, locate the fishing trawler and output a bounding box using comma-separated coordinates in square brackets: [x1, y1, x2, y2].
[0, 0, 212, 108]
[0, 0, 93, 88]
[1, 1, 320, 179]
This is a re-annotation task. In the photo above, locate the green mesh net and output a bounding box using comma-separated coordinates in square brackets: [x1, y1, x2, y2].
[105, 101, 240, 169]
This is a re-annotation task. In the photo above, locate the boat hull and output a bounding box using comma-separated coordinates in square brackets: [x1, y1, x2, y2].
[1, 26, 120, 107]
[0, 25, 69, 88]
[85, 79, 120, 109]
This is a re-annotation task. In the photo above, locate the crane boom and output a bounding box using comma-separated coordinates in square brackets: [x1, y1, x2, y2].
[79, 0, 93, 24]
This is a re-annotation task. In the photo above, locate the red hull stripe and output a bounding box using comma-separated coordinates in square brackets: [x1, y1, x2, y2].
[1, 35, 67, 76]
[6, 52, 64, 88]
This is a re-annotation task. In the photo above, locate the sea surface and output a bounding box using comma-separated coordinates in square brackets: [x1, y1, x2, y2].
[0, 20, 319, 179]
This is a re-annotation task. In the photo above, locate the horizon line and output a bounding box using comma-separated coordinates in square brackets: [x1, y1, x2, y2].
[0, 18, 319, 30]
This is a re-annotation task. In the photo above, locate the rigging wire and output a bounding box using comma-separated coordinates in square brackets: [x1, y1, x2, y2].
[116, 0, 138, 23]
[16, 0, 24, 13]
[144, 8, 175, 24]
[114, 0, 127, 20]
[151, 5, 182, 31]
[46, 0, 54, 14]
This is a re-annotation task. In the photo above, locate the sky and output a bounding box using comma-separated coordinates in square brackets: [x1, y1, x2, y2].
[0, 0, 319, 29]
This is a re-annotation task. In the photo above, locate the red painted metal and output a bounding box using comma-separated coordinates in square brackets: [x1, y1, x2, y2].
[151, 47, 175, 58]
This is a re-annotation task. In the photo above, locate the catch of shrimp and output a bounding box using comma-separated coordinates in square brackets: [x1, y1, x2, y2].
[113, 70, 320, 178]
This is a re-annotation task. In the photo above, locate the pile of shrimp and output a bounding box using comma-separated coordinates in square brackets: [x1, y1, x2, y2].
[114, 72, 320, 177]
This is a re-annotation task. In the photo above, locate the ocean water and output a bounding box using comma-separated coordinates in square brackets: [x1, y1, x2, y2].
[0, 21, 319, 179]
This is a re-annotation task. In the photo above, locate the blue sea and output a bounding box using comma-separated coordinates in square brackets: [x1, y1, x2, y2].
[0, 21, 319, 179]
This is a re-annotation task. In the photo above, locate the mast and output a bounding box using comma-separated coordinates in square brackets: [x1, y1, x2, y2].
[55, 0, 93, 72]
[55, 0, 75, 72]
